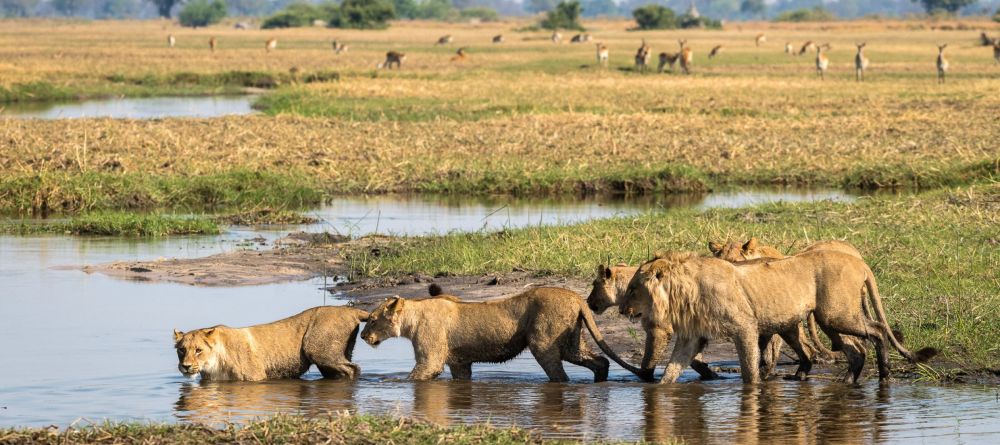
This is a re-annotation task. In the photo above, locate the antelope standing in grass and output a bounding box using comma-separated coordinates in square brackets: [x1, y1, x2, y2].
[799, 40, 815, 56]
[658, 52, 679, 73]
[450, 47, 468, 62]
[167, 34, 176, 48]
[709, 44, 722, 59]
[634, 39, 651, 72]
[332, 40, 348, 54]
[570, 33, 591, 43]
[551, 32, 563, 44]
[209, 36, 217, 52]
[855, 42, 869, 82]
[785, 42, 794, 55]
[379, 51, 405, 69]
[265, 38, 277, 52]
[993, 39, 1000, 65]
[755, 33, 766, 47]
[436, 35, 453, 45]
[678, 39, 693, 74]
[492, 34, 504, 44]
[981, 32, 994, 47]
[936, 44, 949, 83]
[815, 44, 829, 80]
[596, 43, 609, 67]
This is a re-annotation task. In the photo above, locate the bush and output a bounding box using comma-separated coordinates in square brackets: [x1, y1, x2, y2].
[329, 0, 395, 29]
[261, 2, 323, 29]
[178, 0, 227, 27]
[632, 4, 677, 30]
[678, 14, 722, 29]
[540, 0, 584, 31]
[773, 6, 836, 22]
[459, 6, 498, 21]
[410, 0, 454, 19]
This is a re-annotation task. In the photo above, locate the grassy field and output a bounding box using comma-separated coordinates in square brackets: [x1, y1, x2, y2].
[0, 414, 564, 445]
[348, 182, 1000, 371]
[2, 19, 999, 215]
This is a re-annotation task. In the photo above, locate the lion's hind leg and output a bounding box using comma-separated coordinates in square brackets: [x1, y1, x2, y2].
[317, 362, 361, 380]
[777, 327, 813, 381]
[529, 342, 570, 382]
[563, 327, 610, 382]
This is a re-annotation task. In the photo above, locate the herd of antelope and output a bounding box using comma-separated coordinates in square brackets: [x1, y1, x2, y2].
[164, 31, 1000, 81]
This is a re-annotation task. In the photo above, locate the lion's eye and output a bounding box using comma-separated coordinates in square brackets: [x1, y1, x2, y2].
[195, 348, 202, 354]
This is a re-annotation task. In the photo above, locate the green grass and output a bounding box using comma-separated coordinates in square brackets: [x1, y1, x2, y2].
[348, 182, 1000, 370]
[0, 212, 220, 236]
[0, 170, 325, 215]
[0, 414, 567, 444]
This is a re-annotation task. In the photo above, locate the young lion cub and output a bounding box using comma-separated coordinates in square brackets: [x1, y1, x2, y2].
[361, 287, 643, 382]
[174, 306, 368, 381]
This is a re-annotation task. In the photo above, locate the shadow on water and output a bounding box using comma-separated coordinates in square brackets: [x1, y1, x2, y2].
[0, 96, 256, 119]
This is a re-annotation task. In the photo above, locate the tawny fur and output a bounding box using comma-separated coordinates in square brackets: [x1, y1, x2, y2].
[936, 44, 949, 84]
[658, 52, 679, 73]
[709, 45, 722, 59]
[361, 287, 643, 382]
[173, 306, 368, 381]
[635, 40, 652, 72]
[596, 43, 609, 67]
[208, 37, 217, 52]
[620, 251, 936, 384]
[588, 264, 719, 382]
[379, 51, 405, 69]
[265, 38, 277, 52]
[678, 40, 693, 74]
[492, 34, 504, 44]
[167, 34, 176, 48]
[855, 42, 869, 82]
[436, 35, 453, 45]
[816, 45, 829, 80]
[332, 40, 348, 54]
[450, 47, 468, 62]
[755, 33, 766, 47]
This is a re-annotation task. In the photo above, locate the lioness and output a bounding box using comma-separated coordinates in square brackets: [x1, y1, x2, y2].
[588, 264, 719, 382]
[360, 287, 643, 382]
[174, 306, 368, 381]
[621, 251, 936, 384]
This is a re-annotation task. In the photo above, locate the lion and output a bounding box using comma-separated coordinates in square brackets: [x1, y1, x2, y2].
[620, 250, 936, 384]
[360, 287, 644, 382]
[587, 264, 719, 382]
[173, 306, 368, 381]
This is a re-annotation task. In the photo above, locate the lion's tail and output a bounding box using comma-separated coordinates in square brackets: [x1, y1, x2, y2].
[863, 267, 937, 363]
[579, 305, 645, 377]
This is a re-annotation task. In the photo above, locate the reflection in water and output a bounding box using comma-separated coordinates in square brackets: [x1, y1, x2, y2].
[0, 96, 256, 119]
[170, 377, 999, 444]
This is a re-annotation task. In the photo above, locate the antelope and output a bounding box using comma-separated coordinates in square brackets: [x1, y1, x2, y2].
[634, 39, 651, 72]
[708, 44, 722, 59]
[436, 35, 453, 45]
[450, 47, 468, 62]
[658, 52, 679, 73]
[551, 32, 563, 44]
[799, 40, 815, 56]
[492, 34, 504, 44]
[208, 36, 217, 52]
[678, 39, 693, 74]
[332, 40, 348, 54]
[785, 42, 794, 55]
[265, 38, 277, 52]
[993, 39, 1000, 65]
[570, 33, 591, 43]
[755, 33, 766, 47]
[815, 44, 829, 80]
[936, 44, 949, 83]
[596, 43, 609, 67]
[980, 32, 994, 47]
[855, 42, 869, 82]
[379, 51, 405, 69]
[167, 34, 176, 48]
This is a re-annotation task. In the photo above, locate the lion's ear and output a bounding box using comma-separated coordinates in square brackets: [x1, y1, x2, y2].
[655, 271, 664, 280]
[203, 328, 215, 338]
[173, 329, 183, 342]
[743, 238, 758, 252]
[596, 264, 606, 276]
[388, 296, 406, 315]
[603, 266, 613, 279]
[708, 241, 724, 255]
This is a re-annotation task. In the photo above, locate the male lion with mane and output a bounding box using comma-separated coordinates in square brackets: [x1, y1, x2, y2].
[360, 287, 644, 382]
[174, 306, 368, 381]
[621, 251, 936, 384]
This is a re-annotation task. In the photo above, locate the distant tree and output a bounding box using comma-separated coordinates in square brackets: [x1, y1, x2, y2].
[994, 5, 1000, 21]
[580, 0, 616, 17]
[912, 0, 977, 13]
[393, 0, 416, 17]
[1, 0, 39, 16]
[540, 0, 583, 29]
[51, 0, 89, 15]
[329, 0, 395, 29]
[526, 0, 558, 13]
[632, 4, 677, 29]
[459, 6, 498, 20]
[178, 0, 226, 27]
[740, 0, 765, 17]
[225, 0, 267, 16]
[99, 0, 141, 17]
[261, 1, 322, 28]
[411, 0, 454, 19]
[149, 0, 181, 18]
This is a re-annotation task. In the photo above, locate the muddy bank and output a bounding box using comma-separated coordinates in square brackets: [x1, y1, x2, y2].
[80, 232, 352, 287]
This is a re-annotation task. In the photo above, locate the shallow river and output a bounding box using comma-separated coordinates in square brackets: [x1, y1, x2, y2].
[0, 96, 255, 119]
[1, 192, 998, 443]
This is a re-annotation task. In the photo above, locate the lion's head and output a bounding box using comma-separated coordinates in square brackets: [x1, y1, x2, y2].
[361, 296, 406, 347]
[587, 264, 635, 314]
[173, 328, 221, 378]
[708, 237, 783, 263]
[621, 252, 700, 322]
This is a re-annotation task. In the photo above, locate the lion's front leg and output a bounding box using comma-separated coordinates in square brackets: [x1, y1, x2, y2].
[408, 342, 447, 380]
[641, 326, 670, 382]
[734, 328, 762, 384]
[660, 335, 701, 383]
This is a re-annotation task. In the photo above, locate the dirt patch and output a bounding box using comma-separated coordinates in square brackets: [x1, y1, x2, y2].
[80, 232, 350, 287]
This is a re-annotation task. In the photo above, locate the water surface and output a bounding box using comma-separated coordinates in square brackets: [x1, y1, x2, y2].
[0, 96, 255, 119]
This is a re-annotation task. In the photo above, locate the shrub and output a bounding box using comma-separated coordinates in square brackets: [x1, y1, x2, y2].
[459, 6, 498, 21]
[540, 0, 584, 31]
[410, 0, 454, 20]
[261, 2, 323, 29]
[632, 4, 677, 30]
[178, 0, 227, 27]
[329, 0, 395, 29]
[678, 14, 722, 29]
[773, 6, 836, 22]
